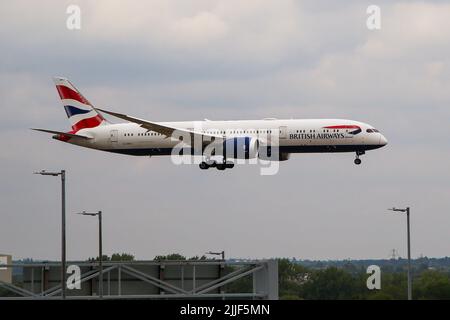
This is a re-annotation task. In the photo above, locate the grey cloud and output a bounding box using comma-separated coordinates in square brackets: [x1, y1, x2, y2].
[0, 1, 449, 261]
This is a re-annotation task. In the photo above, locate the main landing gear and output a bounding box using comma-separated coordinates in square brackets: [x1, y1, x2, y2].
[354, 151, 365, 165]
[199, 159, 235, 170]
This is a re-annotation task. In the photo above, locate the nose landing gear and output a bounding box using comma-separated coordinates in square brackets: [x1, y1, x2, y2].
[354, 151, 365, 165]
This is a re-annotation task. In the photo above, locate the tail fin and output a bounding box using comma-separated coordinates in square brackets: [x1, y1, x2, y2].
[53, 77, 107, 132]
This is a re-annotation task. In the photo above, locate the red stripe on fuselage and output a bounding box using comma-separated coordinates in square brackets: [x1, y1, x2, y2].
[323, 125, 360, 129]
[56, 85, 91, 105]
[72, 115, 103, 132]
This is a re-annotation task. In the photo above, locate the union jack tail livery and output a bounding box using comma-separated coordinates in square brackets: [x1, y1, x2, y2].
[53, 77, 107, 132]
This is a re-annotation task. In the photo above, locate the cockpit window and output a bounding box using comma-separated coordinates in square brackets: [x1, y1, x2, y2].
[366, 128, 380, 133]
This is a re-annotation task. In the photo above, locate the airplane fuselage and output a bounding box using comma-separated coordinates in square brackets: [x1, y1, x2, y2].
[62, 118, 387, 157]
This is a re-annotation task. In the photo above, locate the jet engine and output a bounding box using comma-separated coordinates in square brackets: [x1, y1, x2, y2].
[222, 137, 259, 159]
[258, 146, 290, 161]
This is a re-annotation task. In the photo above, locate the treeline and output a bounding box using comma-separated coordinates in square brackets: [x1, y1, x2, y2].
[87, 253, 208, 262]
[226, 259, 450, 300]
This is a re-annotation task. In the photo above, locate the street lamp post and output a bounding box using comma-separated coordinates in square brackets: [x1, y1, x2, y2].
[34, 170, 66, 299]
[77, 210, 103, 298]
[388, 207, 412, 300]
[206, 251, 225, 260]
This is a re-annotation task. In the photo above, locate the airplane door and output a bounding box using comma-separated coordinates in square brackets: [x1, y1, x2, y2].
[110, 130, 118, 145]
[279, 126, 287, 139]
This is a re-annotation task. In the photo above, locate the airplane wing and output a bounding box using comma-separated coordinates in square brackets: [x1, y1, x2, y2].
[97, 108, 223, 146]
[31, 128, 93, 139]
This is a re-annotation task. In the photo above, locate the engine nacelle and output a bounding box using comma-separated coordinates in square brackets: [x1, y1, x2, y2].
[279, 152, 290, 161]
[258, 146, 290, 161]
[222, 137, 259, 159]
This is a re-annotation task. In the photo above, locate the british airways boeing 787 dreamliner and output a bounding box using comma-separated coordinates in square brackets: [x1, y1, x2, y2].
[33, 77, 388, 170]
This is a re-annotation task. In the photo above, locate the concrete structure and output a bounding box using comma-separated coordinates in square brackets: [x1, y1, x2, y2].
[0, 255, 12, 284]
[0, 259, 278, 300]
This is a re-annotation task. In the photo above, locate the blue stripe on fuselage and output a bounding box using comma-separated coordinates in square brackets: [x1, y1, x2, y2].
[100, 144, 385, 156]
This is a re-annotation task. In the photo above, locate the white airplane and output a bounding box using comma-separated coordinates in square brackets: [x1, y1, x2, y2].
[33, 77, 388, 170]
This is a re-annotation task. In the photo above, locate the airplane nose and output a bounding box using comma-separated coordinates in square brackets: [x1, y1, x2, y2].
[379, 134, 388, 146]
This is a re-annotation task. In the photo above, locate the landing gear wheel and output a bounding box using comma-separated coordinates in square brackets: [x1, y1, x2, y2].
[354, 158, 362, 165]
[207, 160, 217, 168]
[225, 162, 234, 169]
[199, 162, 209, 170]
[216, 164, 226, 170]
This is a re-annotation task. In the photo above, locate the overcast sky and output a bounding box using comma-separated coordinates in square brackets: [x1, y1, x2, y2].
[1, 0, 449, 261]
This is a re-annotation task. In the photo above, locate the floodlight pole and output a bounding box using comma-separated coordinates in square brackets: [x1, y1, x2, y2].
[406, 207, 411, 300]
[61, 170, 66, 300]
[206, 251, 225, 260]
[34, 170, 66, 299]
[98, 210, 103, 298]
[389, 206, 412, 300]
[77, 210, 103, 298]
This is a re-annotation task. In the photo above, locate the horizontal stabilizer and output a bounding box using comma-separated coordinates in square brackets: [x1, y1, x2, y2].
[31, 128, 93, 139]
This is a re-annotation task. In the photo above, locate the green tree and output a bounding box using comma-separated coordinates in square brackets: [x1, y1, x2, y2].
[188, 255, 208, 260]
[415, 270, 450, 300]
[301, 267, 361, 299]
[88, 253, 134, 262]
[278, 259, 309, 299]
[154, 253, 186, 260]
[154, 254, 208, 261]
[367, 272, 407, 300]
[111, 253, 135, 261]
